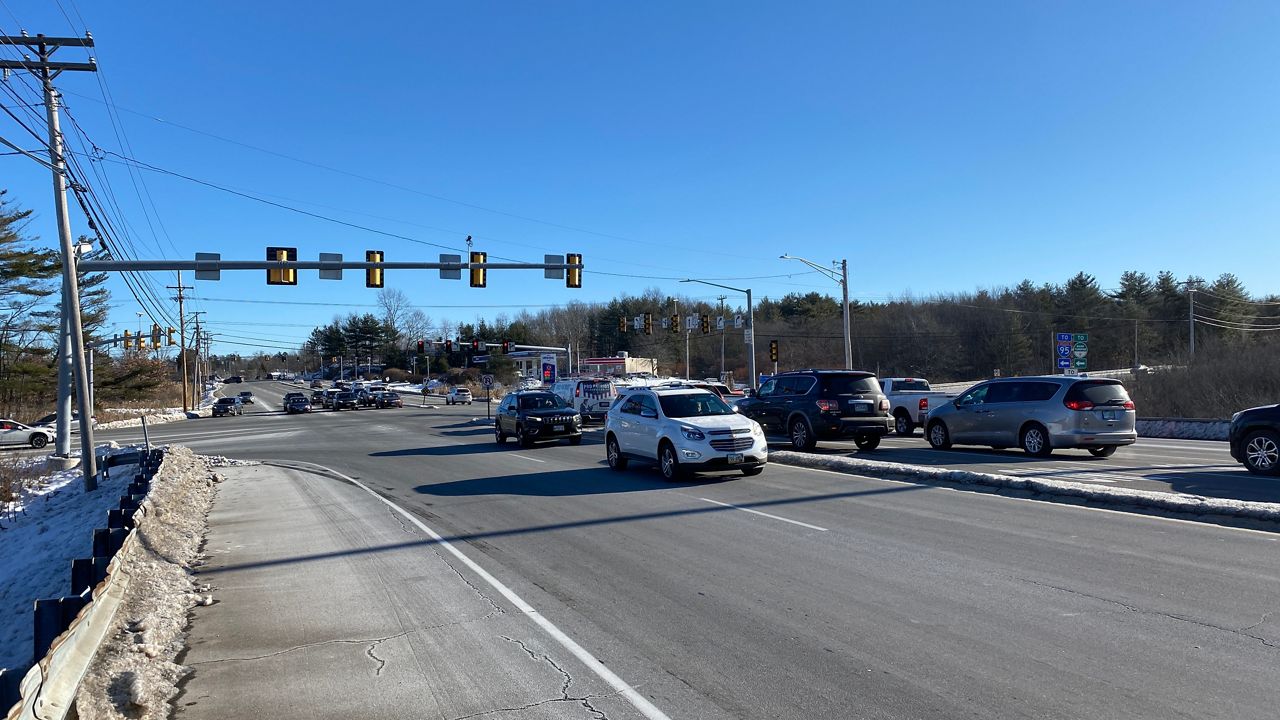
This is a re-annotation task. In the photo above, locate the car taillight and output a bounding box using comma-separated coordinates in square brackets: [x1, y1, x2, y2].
[815, 399, 839, 413]
[576, 386, 581, 397]
[919, 397, 929, 411]
[879, 398, 890, 412]
[1064, 399, 1094, 411]
[1122, 400, 1135, 410]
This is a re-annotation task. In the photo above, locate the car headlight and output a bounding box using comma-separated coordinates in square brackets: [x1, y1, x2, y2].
[527, 416, 542, 423]
[573, 414, 582, 424]
[681, 426, 705, 441]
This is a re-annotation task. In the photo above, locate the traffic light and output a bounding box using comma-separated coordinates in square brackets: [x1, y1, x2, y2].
[469, 251, 487, 288]
[471, 338, 481, 352]
[137, 334, 146, 350]
[502, 339, 513, 353]
[417, 339, 425, 354]
[566, 252, 582, 288]
[701, 314, 711, 334]
[445, 339, 453, 353]
[366, 250, 384, 288]
[150, 323, 161, 348]
[643, 313, 653, 335]
[123, 329, 131, 348]
[266, 246, 297, 285]
[769, 340, 779, 362]
[618, 316, 627, 333]
[670, 314, 679, 334]
[167, 327, 177, 346]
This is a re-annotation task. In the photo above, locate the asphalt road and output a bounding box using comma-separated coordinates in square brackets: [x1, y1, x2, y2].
[96, 381, 1280, 718]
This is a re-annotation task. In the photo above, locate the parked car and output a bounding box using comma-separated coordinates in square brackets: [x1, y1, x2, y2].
[0, 419, 54, 448]
[446, 387, 473, 405]
[1229, 404, 1280, 475]
[550, 377, 617, 422]
[33, 412, 96, 434]
[605, 385, 766, 479]
[879, 378, 958, 436]
[332, 391, 359, 410]
[285, 396, 312, 414]
[226, 376, 243, 383]
[212, 397, 243, 417]
[376, 392, 403, 408]
[736, 370, 892, 450]
[495, 390, 582, 447]
[237, 391, 255, 405]
[925, 376, 1137, 457]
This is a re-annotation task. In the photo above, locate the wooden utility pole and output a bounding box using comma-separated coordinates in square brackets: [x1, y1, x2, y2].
[168, 274, 189, 411]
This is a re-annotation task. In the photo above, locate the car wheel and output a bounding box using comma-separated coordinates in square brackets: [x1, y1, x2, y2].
[894, 411, 914, 436]
[606, 435, 628, 471]
[30, 434, 48, 449]
[659, 442, 686, 480]
[568, 436, 582, 446]
[1020, 424, 1052, 457]
[519, 427, 535, 448]
[495, 427, 507, 444]
[789, 418, 816, 451]
[927, 421, 951, 450]
[854, 435, 881, 451]
[741, 466, 764, 477]
[1088, 446, 1117, 458]
[1242, 430, 1280, 476]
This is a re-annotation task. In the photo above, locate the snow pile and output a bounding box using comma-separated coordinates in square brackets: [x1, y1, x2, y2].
[1136, 418, 1231, 441]
[0, 455, 137, 670]
[771, 450, 1280, 523]
[200, 454, 260, 468]
[74, 446, 220, 720]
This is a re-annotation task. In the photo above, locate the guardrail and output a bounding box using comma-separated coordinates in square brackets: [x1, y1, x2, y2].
[2, 448, 165, 720]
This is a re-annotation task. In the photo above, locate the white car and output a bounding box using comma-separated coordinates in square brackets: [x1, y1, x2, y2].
[446, 387, 473, 405]
[604, 385, 767, 480]
[0, 418, 55, 449]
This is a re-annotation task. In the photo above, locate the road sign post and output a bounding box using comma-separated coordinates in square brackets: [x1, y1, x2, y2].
[482, 374, 494, 419]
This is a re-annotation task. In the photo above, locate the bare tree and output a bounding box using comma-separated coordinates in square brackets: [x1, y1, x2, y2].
[376, 288, 413, 334]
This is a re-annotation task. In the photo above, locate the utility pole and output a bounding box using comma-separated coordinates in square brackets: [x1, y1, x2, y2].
[167, 274, 189, 411]
[191, 311, 206, 407]
[1, 32, 99, 489]
[1133, 319, 1139, 369]
[717, 295, 727, 379]
[840, 259, 852, 370]
[1189, 286, 1196, 361]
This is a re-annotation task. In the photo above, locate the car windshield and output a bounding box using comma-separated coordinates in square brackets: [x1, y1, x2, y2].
[820, 375, 880, 396]
[892, 379, 931, 391]
[216, 398, 236, 405]
[520, 394, 566, 410]
[658, 392, 734, 418]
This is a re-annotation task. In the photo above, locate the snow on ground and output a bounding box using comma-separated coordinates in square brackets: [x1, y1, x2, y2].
[0, 452, 141, 670]
[96, 386, 220, 430]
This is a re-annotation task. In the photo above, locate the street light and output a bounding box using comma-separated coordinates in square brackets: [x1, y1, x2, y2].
[779, 254, 852, 370]
[680, 278, 757, 389]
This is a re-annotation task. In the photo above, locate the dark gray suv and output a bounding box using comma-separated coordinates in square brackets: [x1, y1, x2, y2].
[925, 376, 1137, 457]
[736, 370, 892, 450]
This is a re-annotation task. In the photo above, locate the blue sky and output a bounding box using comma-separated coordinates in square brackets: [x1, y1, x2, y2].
[2, 1, 1278, 356]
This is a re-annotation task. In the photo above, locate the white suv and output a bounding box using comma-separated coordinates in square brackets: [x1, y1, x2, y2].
[446, 387, 473, 405]
[605, 385, 767, 480]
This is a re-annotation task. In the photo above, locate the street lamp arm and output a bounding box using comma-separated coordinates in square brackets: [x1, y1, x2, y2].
[680, 278, 748, 294]
[779, 254, 841, 283]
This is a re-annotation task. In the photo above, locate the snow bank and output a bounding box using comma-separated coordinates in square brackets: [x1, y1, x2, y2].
[771, 450, 1280, 523]
[74, 446, 219, 720]
[96, 387, 220, 430]
[1136, 417, 1230, 441]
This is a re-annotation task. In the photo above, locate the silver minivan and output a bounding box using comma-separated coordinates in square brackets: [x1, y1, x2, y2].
[925, 376, 1136, 457]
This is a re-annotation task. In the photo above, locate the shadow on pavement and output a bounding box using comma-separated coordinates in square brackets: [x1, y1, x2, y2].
[209, 482, 924, 574]
[1158, 469, 1280, 504]
[414, 466, 737, 497]
[370, 443, 509, 457]
[439, 428, 495, 438]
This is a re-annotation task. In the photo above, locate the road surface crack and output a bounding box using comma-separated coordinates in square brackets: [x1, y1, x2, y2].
[1018, 578, 1278, 650]
[1239, 610, 1276, 633]
[366, 638, 388, 676]
[440, 553, 505, 617]
[498, 635, 609, 719]
[191, 629, 415, 667]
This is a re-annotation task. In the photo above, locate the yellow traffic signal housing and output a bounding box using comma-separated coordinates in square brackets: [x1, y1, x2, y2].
[266, 246, 298, 285]
[670, 314, 679, 334]
[151, 323, 162, 348]
[566, 253, 582, 288]
[137, 335, 147, 350]
[769, 340, 779, 362]
[618, 316, 627, 334]
[366, 250, 384, 288]
[701, 314, 711, 334]
[123, 329, 132, 347]
[469, 251, 487, 288]
[167, 327, 177, 346]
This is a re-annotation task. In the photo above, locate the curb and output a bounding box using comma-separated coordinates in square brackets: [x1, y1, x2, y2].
[770, 450, 1280, 524]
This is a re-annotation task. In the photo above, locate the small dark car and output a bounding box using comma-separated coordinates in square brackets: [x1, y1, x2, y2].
[376, 392, 403, 408]
[237, 391, 255, 405]
[736, 370, 892, 450]
[285, 397, 312, 414]
[226, 376, 243, 383]
[1229, 404, 1280, 476]
[310, 379, 325, 388]
[357, 391, 378, 408]
[332, 391, 359, 410]
[212, 397, 243, 417]
[495, 390, 583, 447]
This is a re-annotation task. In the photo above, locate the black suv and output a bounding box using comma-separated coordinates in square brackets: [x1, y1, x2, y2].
[737, 370, 892, 450]
[1229, 404, 1280, 475]
[332, 391, 359, 411]
[495, 390, 583, 448]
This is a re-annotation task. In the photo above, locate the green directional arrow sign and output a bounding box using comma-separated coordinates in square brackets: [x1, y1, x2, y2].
[1074, 358, 1088, 368]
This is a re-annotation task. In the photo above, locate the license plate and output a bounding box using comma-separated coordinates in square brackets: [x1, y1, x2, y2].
[1101, 410, 1117, 421]
[553, 425, 564, 432]
[727, 453, 744, 464]
[853, 402, 869, 412]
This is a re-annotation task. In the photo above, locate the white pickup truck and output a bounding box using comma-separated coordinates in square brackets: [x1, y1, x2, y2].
[879, 378, 957, 436]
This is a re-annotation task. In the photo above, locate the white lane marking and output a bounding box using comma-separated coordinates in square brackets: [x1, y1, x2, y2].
[783, 463, 1280, 538]
[697, 497, 829, 532]
[281, 460, 672, 720]
[508, 453, 547, 464]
